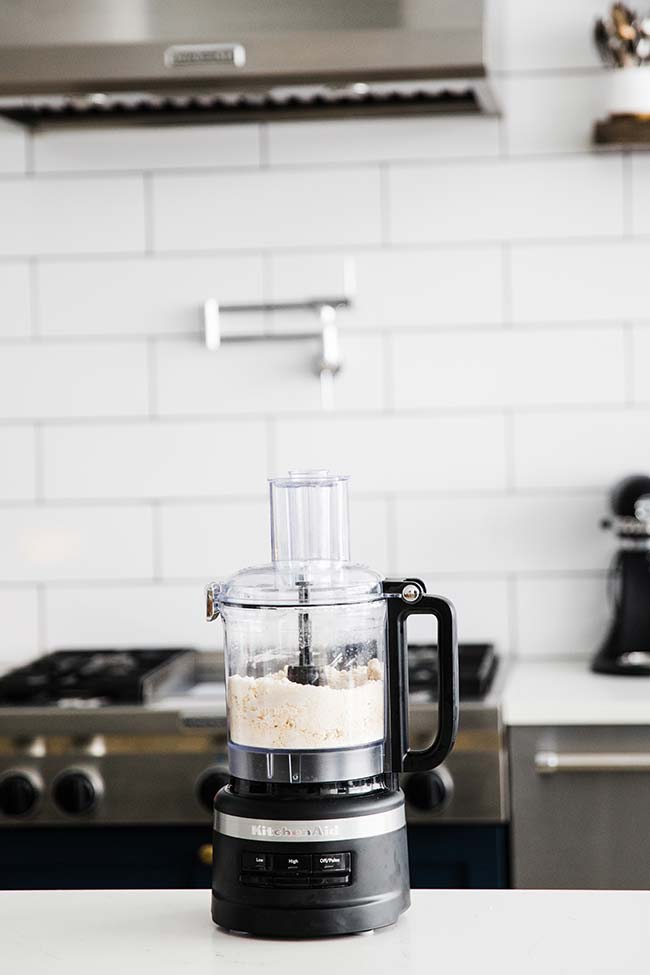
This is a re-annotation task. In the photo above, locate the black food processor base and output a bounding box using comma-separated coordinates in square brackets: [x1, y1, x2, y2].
[211, 786, 410, 938]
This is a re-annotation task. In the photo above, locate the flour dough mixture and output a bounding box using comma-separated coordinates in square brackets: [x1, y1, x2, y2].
[227, 659, 384, 749]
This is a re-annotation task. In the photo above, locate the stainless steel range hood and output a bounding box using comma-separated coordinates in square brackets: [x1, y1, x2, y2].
[0, 0, 497, 128]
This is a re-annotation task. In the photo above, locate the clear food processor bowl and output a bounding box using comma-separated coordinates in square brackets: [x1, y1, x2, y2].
[211, 471, 388, 783]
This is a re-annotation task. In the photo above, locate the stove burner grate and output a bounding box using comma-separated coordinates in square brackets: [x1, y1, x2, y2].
[0, 648, 194, 706]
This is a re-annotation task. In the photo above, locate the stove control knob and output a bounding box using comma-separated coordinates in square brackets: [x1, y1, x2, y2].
[0, 770, 41, 817]
[197, 768, 230, 811]
[404, 768, 453, 812]
[53, 769, 102, 816]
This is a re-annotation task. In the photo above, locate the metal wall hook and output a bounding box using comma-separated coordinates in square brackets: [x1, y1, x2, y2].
[202, 259, 354, 409]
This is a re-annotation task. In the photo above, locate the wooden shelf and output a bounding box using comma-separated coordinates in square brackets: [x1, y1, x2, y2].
[594, 114, 650, 149]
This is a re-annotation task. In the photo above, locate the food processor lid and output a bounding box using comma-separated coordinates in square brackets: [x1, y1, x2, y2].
[217, 560, 384, 607]
[217, 470, 384, 606]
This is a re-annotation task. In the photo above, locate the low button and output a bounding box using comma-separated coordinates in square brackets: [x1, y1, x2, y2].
[272, 854, 311, 874]
[242, 852, 269, 873]
[313, 853, 350, 873]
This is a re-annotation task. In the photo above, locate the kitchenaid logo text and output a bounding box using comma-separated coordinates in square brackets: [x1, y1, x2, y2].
[250, 823, 340, 839]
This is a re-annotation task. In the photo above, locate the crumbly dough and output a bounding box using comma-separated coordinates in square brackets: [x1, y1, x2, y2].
[227, 659, 384, 750]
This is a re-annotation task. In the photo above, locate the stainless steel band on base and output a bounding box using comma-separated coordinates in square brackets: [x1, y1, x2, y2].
[227, 742, 384, 785]
[214, 806, 406, 842]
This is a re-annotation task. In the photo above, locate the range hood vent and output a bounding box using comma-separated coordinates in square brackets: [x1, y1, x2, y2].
[0, 0, 497, 129]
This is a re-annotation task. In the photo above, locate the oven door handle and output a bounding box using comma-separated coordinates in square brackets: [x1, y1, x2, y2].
[535, 750, 650, 774]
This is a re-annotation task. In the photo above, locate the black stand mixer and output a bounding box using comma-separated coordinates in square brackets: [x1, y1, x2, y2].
[206, 470, 459, 937]
[593, 474, 650, 676]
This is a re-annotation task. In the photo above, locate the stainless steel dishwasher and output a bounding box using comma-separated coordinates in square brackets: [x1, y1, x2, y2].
[510, 725, 650, 889]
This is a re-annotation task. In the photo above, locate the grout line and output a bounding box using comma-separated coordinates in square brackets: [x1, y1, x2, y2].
[623, 321, 636, 405]
[33, 422, 44, 502]
[4, 140, 625, 182]
[0, 319, 638, 347]
[622, 153, 634, 237]
[143, 173, 154, 254]
[501, 242, 512, 326]
[146, 338, 158, 417]
[151, 502, 162, 581]
[386, 493, 398, 574]
[2, 231, 650, 265]
[0, 569, 609, 592]
[0, 486, 615, 509]
[1, 397, 650, 429]
[381, 332, 394, 413]
[36, 583, 47, 653]
[504, 410, 515, 491]
[265, 415, 276, 475]
[506, 574, 519, 659]
[27, 259, 39, 336]
[379, 163, 391, 246]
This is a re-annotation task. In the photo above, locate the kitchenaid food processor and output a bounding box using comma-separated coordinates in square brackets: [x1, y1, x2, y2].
[206, 471, 458, 937]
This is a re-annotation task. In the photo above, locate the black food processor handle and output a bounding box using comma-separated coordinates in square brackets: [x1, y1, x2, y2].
[383, 579, 459, 774]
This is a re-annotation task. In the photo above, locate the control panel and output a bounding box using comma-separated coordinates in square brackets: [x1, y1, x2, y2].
[240, 851, 351, 888]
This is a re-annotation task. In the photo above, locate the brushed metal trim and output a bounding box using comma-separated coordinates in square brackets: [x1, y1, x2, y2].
[228, 741, 384, 785]
[536, 750, 650, 774]
[214, 806, 406, 842]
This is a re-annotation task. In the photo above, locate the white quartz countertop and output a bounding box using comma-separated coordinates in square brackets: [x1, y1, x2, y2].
[503, 659, 650, 725]
[2, 889, 649, 974]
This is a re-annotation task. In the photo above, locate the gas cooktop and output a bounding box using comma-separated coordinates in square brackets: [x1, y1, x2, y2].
[0, 648, 195, 706]
[0, 644, 498, 708]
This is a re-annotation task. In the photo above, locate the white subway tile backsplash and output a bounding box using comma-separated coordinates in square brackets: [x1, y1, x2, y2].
[0, 177, 145, 256]
[632, 325, 650, 403]
[511, 241, 650, 324]
[160, 500, 274, 580]
[348, 498, 390, 573]
[0, 1, 639, 668]
[0, 120, 27, 174]
[499, 74, 609, 156]
[0, 342, 149, 419]
[152, 168, 382, 251]
[159, 497, 389, 580]
[154, 333, 384, 416]
[43, 419, 268, 500]
[270, 246, 504, 329]
[44, 583, 222, 651]
[33, 125, 261, 173]
[0, 505, 154, 582]
[630, 155, 650, 235]
[513, 409, 650, 489]
[37, 255, 265, 337]
[392, 327, 624, 410]
[266, 116, 500, 166]
[0, 264, 31, 337]
[408, 577, 512, 653]
[515, 575, 609, 658]
[389, 157, 623, 244]
[493, 0, 604, 71]
[0, 427, 36, 500]
[395, 494, 610, 575]
[274, 414, 507, 493]
[0, 588, 40, 662]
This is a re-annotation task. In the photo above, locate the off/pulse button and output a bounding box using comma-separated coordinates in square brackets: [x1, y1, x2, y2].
[313, 853, 351, 873]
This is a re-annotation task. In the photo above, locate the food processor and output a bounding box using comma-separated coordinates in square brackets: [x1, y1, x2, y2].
[206, 471, 459, 937]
